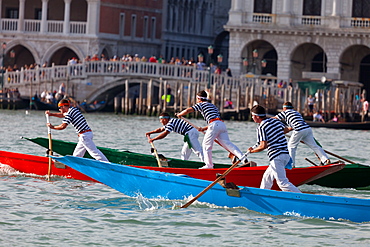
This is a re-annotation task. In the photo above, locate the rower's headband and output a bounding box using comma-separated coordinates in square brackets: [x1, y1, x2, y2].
[197, 95, 209, 101]
[58, 102, 70, 107]
[251, 112, 266, 117]
[283, 105, 294, 108]
[159, 116, 170, 119]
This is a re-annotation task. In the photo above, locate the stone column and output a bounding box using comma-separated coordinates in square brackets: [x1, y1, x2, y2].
[86, 0, 100, 35]
[63, 0, 72, 34]
[283, 0, 290, 13]
[332, 0, 340, 16]
[326, 0, 340, 28]
[0, 0, 2, 31]
[228, 0, 244, 25]
[40, 0, 49, 33]
[18, 0, 26, 32]
[278, 0, 291, 26]
[276, 58, 291, 82]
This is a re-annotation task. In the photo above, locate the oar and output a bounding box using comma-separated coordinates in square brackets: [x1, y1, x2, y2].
[177, 116, 234, 159]
[147, 137, 162, 167]
[321, 149, 356, 164]
[305, 158, 318, 166]
[313, 138, 356, 164]
[181, 151, 250, 208]
[45, 114, 53, 181]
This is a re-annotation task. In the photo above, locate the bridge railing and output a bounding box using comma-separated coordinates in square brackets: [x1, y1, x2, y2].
[4, 61, 285, 111]
[4, 61, 254, 89]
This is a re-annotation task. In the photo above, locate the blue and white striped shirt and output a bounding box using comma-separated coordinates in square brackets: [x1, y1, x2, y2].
[62, 107, 90, 133]
[275, 109, 310, 131]
[256, 118, 289, 161]
[164, 118, 193, 135]
[192, 102, 220, 124]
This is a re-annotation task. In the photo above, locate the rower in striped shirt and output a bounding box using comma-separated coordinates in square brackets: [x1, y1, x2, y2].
[248, 105, 301, 192]
[273, 101, 330, 167]
[146, 112, 204, 162]
[176, 90, 244, 169]
[45, 99, 108, 162]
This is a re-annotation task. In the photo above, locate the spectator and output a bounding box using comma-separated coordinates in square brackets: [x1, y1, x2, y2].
[313, 111, 325, 123]
[361, 98, 369, 122]
[226, 68, 232, 77]
[224, 99, 233, 109]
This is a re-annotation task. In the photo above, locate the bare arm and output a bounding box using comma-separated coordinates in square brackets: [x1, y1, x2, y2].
[248, 141, 268, 153]
[176, 107, 195, 118]
[45, 110, 65, 118]
[47, 122, 68, 131]
[148, 130, 170, 142]
[145, 127, 165, 138]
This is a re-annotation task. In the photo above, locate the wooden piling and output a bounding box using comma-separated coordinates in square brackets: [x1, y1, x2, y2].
[147, 79, 153, 116]
[125, 79, 129, 114]
[114, 96, 121, 113]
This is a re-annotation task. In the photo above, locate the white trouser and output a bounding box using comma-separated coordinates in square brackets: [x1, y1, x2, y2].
[260, 153, 301, 193]
[73, 131, 109, 162]
[203, 120, 243, 167]
[288, 128, 329, 166]
[181, 128, 204, 161]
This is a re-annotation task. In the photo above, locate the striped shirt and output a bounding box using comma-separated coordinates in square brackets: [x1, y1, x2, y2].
[192, 102, 220, 124]
[62, 107, 90, 133]
[256, 118, 289, 161]
[275, 109, 310, 131]
[164, 118, 193, 135]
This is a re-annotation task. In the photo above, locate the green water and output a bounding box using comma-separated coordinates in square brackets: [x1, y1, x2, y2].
[1, 109, 370, 246]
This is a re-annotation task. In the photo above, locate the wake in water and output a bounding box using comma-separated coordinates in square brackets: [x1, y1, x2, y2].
[0, 163, 21, 175]
[0, 163, 65, 180]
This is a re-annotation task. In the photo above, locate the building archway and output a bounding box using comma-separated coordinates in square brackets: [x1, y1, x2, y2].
[241, 40, 277, 76]
[4, 45, 35, 70]
[359, 54, 370, 99]
[290, 43, 326, 80]
[340, 45, 370, 85]
[49, 47, 79, 65]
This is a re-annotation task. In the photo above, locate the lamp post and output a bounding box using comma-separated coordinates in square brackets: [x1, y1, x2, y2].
[243, 49, 267, 75]
[206, 46, 213, 89]
[1, 42, 6, 92]
[208, 45, 214, 64]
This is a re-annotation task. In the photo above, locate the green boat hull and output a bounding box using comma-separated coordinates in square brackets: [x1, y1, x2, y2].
[23, 137, 231, 169]
[307, 163, 370, 188]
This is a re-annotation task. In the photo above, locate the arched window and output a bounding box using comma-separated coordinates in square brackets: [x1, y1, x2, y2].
[353, 0, 370, 18]
[303, 0, 322, 16]
[253, 0, 272, 14]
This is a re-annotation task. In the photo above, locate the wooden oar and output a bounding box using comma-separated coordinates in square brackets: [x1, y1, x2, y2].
[322, 149, 356, 164]
[147, 137, 162, 167]
[177, 116, 234, 159]
[305, 158, 318, 166]
[45, 114, 53, 181]
[181, 151, 250, 208]
[313, 137, 356, 164]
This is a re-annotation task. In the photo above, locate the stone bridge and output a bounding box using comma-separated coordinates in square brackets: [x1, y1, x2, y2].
[6, 61, 357, 118]
[4, 61, 276, 113]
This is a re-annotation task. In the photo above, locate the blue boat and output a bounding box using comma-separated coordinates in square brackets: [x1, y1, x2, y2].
[53, 155, 370, 223]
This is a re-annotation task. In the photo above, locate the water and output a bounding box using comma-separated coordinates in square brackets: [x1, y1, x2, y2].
[1, 109, 370, 246]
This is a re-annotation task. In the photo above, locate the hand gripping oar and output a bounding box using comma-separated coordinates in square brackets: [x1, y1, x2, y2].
[180, 151, 250, 208]
[45, 114, 53, 181]
[147, 137, 162, 167]
[177, 116, 235, 159]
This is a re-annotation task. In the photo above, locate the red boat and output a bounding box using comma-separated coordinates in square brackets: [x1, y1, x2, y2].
[0, 150, 344, 190]
[0, 150, 97, 182]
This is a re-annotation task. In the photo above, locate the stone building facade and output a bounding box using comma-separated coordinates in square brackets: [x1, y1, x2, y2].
[226, 0, 370, 94]
[0, 0, 230, 68]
